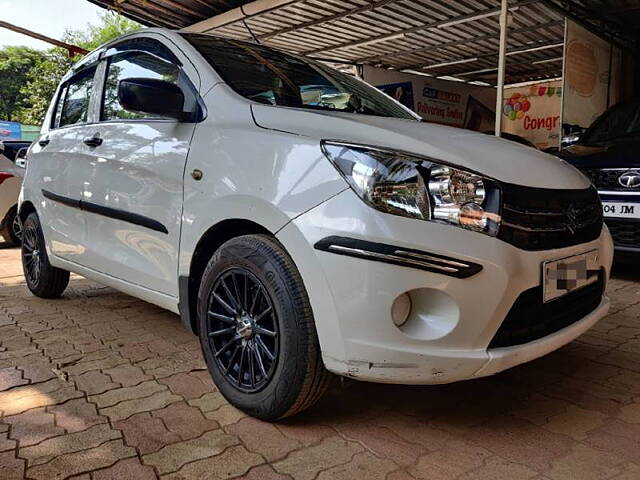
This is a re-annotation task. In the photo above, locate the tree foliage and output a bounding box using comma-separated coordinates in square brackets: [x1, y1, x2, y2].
[0, 46, 45, 122]
[10, 12, 141, 126]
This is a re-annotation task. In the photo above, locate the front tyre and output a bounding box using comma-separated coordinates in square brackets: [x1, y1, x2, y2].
[21, 212, 70, 298]
[197, 234, 330, 420]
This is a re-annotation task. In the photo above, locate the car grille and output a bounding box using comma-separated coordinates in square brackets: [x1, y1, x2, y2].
[606, 219, 640, 249]
[498, 184, 603, 251]
[489, 271, 605, 349]
[580, 168, 640, 191]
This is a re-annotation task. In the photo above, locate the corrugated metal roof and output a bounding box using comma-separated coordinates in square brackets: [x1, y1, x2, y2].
[86, 0, 637, 85]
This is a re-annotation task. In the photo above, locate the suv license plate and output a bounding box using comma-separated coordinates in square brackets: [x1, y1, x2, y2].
[543, 250, 599, 303]
[602, 201, 640, 219]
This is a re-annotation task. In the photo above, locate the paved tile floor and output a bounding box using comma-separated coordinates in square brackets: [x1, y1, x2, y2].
[1, 244, 639, 480]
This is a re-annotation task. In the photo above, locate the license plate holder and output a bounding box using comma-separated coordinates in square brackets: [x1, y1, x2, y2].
[542, 250, 600, 303]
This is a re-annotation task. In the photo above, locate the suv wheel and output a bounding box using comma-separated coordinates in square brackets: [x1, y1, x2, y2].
[197, 234, 331, 420]
[1, 206, 21, 245]
[21, 212, 70, 298]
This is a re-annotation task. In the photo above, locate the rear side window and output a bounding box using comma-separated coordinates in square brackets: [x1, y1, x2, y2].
[102, 51, 180, 121]
[56, 68, 97, 128]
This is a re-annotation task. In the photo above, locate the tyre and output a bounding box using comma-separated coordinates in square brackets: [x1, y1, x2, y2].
[1, 206, 21, 245]
[197, 234, 331, 420]
[21, 212, 70, 298]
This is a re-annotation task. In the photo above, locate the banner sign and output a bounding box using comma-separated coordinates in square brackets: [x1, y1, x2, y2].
[362, 65, 496, 131]
[502, 81, 562, 149]
[562, 19, 622, 130]
[0, 121, 22, 140]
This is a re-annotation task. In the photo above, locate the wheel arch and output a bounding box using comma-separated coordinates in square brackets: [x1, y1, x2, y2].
[181, 218, 273, 334]
[18, 200, 37, 223]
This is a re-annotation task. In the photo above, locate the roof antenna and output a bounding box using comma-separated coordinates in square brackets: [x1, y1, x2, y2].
[240, 5, 261, 44]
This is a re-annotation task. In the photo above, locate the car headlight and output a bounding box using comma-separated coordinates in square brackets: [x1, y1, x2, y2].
[321, 141, 501, 236]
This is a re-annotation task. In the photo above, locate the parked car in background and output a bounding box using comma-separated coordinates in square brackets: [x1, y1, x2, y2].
[560, 100, 640, 255]
[20, 29, 613, 420]
[0, 140, 29, 244]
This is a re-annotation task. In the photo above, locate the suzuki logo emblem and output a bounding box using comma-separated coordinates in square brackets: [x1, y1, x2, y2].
[565, 203, 579, 235]
[618, 171, 640, 188]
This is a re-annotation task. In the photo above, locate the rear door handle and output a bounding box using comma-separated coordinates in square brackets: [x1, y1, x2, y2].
[83, 134, 103, 148]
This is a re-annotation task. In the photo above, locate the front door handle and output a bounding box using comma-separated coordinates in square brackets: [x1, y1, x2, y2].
[38, 138, 50, 147]
[83, 134, 103, 148]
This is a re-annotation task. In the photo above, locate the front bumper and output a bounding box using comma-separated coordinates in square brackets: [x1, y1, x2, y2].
[277, 189, 614, 384]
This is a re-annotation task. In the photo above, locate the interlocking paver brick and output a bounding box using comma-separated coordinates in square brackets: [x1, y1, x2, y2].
[273, 436, 363, 480]
[204, 403, 247, 426]
[227, 417, 301, 461]
[26, 439, 136, 480]
[152, 401, 219, 440]
[235, 465, 293, 480]
[4, 408, 64, 446]
[0, 451, 25, 479]
[544, 444, 628, 480]
[274, 422, 334, 447]
[142, 428, 240, 474]
[407, 440, 492, 479]
[0, 431, 16, 452]
[48, 398, 107, 432]
[20, 423, 121, 466]
[316, 452, 396, 480]
[100, 389, 183, 422]
[104, 364, 152, 387]
[188, 391, 227, 413]
[115, 411, 181, 454]
[161, 444, 263, 480]
[92, 457, 157, 480]
[18, 361, 57, 383]
[458, 456, 539, 480]
[89, 380, 166, 408]
[158, 372, 212, 399]
[0, 367, 28, 391]
[74, 370, 120, 395]
[332, 421, 427, 466]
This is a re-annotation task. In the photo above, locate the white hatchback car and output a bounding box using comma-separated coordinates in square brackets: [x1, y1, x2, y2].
[20, 29, 613, 420]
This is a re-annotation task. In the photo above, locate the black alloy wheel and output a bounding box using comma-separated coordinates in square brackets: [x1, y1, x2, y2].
[21, 212, 69, 298]
[197, 234, 331, 420]
[206, 268, 279, 393]
[22, 222, 41, 286]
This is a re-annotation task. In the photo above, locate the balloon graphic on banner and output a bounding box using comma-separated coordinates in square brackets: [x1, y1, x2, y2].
[522, 99, 531, 112]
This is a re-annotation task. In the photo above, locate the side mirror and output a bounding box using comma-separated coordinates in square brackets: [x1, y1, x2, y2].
[15, 148, 28, 169]
[561, 133, 581, 149]
[118, 78, 187, 120]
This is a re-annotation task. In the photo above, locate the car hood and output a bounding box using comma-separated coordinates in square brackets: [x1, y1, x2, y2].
[561, 140, 640, 169]
[252, 105, 589, 190]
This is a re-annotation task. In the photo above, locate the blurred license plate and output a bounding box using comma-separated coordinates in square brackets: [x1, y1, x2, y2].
[602, 201, 640, 219]
[543, 250, 599, 303]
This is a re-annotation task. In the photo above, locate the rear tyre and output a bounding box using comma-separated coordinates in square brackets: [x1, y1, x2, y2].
[21, 212, 70, 298]
[1, 206, 21, 245]
[197, 234, 331, 420]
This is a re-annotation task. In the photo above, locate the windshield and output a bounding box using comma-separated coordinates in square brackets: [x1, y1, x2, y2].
[181, 33, 418, 121]
[582, 101, 640, 145]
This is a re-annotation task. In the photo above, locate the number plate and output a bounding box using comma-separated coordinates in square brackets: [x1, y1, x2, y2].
[543, 250, 599, 303]
[602, 201, 640, 219]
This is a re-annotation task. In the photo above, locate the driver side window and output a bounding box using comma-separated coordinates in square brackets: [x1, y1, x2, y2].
[101, 51, 180, 121]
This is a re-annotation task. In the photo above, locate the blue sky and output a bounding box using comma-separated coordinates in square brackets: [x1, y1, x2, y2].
[0, 0, 106, 49]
